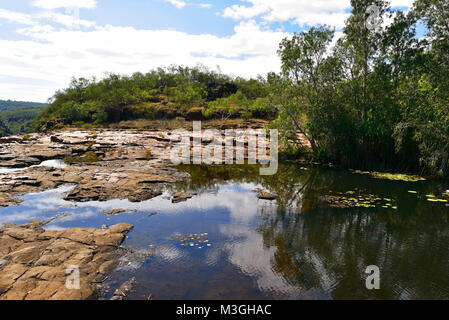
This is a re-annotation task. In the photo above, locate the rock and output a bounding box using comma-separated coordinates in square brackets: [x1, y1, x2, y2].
[50, 136, 64, 143]
[0, 154, 14, 161]
[0, 128, 269, 210]
[101, 209, 129, 216]
[0, 222, 133, 300]
[172, 192, 195, 203]
[110, 277, 136, 300]
[27, 150, 68, 161]
[0, 194, 21, 208]
[257, 192, 278, 200]
[0, 137, 22, 144]
[108, 224, 134, 234]
[1, 157, 41, 168]
[186, 109, 204, 121]
[115, 247, 153, 272]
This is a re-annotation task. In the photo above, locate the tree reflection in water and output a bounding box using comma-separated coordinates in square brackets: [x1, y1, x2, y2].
[174, 163, 449, 299]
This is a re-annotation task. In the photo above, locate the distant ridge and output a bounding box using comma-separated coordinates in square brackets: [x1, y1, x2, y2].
[0, 100, 48, 135]
[0, 99, 47, 111]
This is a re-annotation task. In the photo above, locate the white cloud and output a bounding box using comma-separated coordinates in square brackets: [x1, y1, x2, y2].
[0, 7, 96, 29]
[37, 10, 96, 28]
[0, 8, 36, 25]
[223, 0, 351, 29]
[197, 3, 212, 9]
[390, 0, 414, 8]
[222, 0, 415, 29]
[162, 0, 188, 9]
[0, 20, 286, 101]
[31, 0, 98, 9]
[161, 0, 212, 9]
[0, 1, 415, 102]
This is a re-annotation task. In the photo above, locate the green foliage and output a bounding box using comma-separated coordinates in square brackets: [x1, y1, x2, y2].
[203, 92, 251, 120]
[173, 82, 207, 106]
[0, 100, 46, 135]
[64, 152, 101, 164]
[83, 152, 101, 163]
[274, 0, 449, 177]
[0, 119, 10, 137]
[249, 98, 276, 119]
[35, 66, 272, 130]
[144, 149, 153, 160]
[0, 100, 46, 111]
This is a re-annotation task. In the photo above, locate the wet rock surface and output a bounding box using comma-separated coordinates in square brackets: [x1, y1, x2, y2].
[0, 130, 189, 207]
[0, 128, 272, 207]
[171, 191, 196, 203]
[110, 277, 136, 300]
[257, 191, 278, 200]
[0, 128, 273, 300]
[0, 221, 133, 300]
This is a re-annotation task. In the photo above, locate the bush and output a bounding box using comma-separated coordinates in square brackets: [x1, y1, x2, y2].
[250, 98, 276, 119]
[34, 66, 272, 130]
[203, 92, 251, 120]
[144, 149, 153, 160]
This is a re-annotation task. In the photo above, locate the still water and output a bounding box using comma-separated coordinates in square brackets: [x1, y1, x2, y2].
[1, 163, 448, 300]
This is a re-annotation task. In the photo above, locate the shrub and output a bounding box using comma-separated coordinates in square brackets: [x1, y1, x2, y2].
[144, 149, 153, 160]
[83, 152, 101, 163]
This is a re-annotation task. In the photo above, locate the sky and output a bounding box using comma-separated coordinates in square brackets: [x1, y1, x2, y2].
[0, 0, 415, 102]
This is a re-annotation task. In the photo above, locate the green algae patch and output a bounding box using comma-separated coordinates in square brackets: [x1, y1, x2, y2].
[352, 170, 426, 182]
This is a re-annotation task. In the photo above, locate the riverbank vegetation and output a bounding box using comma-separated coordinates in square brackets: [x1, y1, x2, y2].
[272, 0, 449, 177]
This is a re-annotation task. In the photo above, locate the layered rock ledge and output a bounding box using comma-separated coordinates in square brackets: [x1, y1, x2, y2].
[0, 221, 133, 300]
[0, 130, 189, 207]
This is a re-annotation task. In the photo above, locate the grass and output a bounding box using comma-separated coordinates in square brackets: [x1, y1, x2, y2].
[64, 152, 101, 165]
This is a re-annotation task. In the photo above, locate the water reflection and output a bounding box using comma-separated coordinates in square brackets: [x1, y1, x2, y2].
[170, 164, 449, 300]
[0, 159, 68, 173]
[0, 163, 448, 300]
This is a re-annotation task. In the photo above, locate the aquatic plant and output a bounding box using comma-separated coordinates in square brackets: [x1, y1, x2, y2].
[352, 170, 426, 182]
[322, 191, 398, 210]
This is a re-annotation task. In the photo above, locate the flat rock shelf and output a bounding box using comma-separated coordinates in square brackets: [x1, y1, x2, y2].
[0, 221, 133, 300]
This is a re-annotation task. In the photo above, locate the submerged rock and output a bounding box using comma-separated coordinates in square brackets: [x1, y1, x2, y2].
[110, 277, 136, 300]
[115, 246, 154, 272]
[171, 192, 196, 203]
[101, 209, 136, 216]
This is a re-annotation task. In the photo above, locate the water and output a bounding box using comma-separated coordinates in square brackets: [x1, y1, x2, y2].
[0, 159, 68, 173]
[1, 163, 448, 300]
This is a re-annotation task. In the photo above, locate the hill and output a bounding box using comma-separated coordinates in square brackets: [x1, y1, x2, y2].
[0, 100, 47, 134]
[34, 66, 276, 131]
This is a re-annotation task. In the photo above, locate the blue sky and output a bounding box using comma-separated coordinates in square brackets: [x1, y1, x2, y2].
[0, 0, 415, 102]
